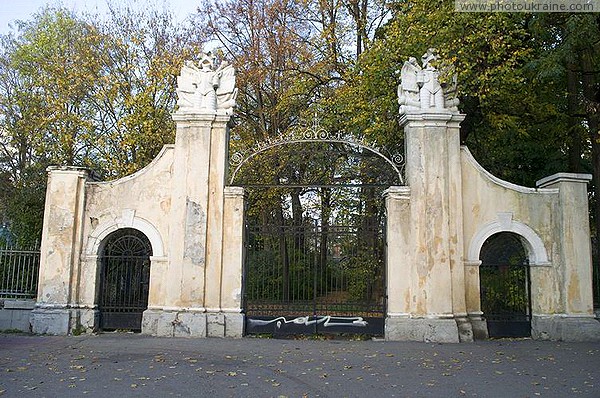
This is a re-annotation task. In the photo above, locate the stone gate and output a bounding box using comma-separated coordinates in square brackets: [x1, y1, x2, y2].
[31, 51, 600, 342]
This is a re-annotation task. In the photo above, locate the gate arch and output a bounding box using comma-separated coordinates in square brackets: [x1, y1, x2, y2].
[228, 124, 405, 186]
[98, 228, 152, 331]
[467, 213, 549, 266]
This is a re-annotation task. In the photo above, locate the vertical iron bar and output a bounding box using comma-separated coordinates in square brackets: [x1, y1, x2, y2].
[0, 247, 5, 293]
[313, 220, 318, 334]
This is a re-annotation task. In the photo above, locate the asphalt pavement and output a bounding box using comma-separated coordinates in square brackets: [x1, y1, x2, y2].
[1, 333, 599, 397]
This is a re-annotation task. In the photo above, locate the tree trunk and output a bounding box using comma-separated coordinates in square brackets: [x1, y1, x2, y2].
[290, 188, 304, 251]
[566, 65, 583, 172]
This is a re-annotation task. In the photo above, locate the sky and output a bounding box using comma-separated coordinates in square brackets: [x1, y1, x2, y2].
[0, 0, 201, 34]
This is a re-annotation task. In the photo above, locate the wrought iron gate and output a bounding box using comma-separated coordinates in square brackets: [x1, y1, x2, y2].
[99, 228, 152, 331]
[244, 221, 386, 336]
[479, 232, 531, 338]
[228, 124, 401, 337]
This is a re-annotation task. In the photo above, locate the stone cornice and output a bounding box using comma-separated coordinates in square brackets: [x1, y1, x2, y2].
[399, 111, 465, 128]
[172, 112, 231, 124]
[383, 186, 410, 200]
[224, 186, 246, 198]
[536, 172, 593, 188]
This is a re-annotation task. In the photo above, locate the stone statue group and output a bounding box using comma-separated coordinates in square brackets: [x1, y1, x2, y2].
[397, 48, 459, 114]
[175, 49, 458, 116]
[176, 51, 238, 115]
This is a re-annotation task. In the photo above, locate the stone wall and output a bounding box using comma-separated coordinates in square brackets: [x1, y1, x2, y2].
[461, 149, 599, 341]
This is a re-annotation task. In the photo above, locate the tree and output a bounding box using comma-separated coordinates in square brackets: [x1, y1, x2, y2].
[0, 8, 101, 244]
[333, 1, 600, 294]
[85, 4, 202, 178]
[0, 4, 201, 242]
[527, 13, 599, 247]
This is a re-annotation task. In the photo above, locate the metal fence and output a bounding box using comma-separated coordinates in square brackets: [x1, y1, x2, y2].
[594, 262, 599, 310]
[0, 244, 40, 299]
[244, 222, 386, 335]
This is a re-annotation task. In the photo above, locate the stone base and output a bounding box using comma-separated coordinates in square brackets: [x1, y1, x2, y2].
[385, 316, 460, 343]
[70, 307, 99, 334]
[0, 300, 35, 332]
[455, 316, 474, 342]
[31, 307, 71, 335]
[532, 315, 600, 342]
[223, 312, 244, 338]
[142, 309, 244, 338]
[469, 315, 489, 340]
[30, 306, 98, 335]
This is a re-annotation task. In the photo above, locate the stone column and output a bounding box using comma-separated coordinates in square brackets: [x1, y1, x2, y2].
[535, 173, 600, 341]
[396, 110, 466, 343]
[31, 166, 90, 335]
[447, 123, 472, 342]
[384, 186, 413, 339]
[143, 112, 229, 337]
[204, 115, 230, 337]
[220, 186, 246, 337]
[142, 55, 238, 337]
[464, 260, 488, 340]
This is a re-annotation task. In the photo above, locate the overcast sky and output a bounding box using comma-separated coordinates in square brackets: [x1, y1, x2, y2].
[0, 0, 201, 34]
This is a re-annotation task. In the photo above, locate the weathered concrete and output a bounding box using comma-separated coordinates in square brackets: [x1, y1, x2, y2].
[390, 109, 467, 343]
[31, 60, 243, 337]
[31, 167, 89, 335]
[386, 316, 460, 343]
[0, 300, 34, 332]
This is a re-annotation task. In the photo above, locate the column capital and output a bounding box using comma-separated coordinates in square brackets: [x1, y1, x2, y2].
[224, 186, 246, 198]
[46, 166, 98, 180]
[399, 111, 465, 129]
[172, 111, 231, 124]
[383, 186, 410, 200]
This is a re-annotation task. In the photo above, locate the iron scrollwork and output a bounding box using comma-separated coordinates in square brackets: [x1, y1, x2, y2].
[228, 119, 405, 185]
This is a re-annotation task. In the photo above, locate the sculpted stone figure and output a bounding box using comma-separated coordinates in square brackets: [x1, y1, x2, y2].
[398, 48, 459, 114]
[176, 52, 238, 114]
[418, 48, 444, 110]
[397, 57, 421, 113]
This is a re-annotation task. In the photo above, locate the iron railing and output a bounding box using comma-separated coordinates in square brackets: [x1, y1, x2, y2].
[244, 222, 386, 336]
[0, 244, 40, 299]
[592, 236, 599, 310]
[593, 262, 599, 310]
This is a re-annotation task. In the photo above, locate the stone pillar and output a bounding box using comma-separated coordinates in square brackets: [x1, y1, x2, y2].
[205, 115, 230, 326]
[394, 110, 466, 343]
[31, 166, 91, 335]
[220, 186, 246, 337]
[169, 113, 212, 309]
[143, 112, 230, 337]
[384, 186, 413, 339]
[142, 54, 238, 337]
[464, 260, 488, 340]
[534, 173, 600, 341]
[447, 127, 471, 342]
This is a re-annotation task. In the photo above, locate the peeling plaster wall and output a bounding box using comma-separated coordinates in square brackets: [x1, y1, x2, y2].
[461, 147, 569, 316]
[80, 145, 174, 309]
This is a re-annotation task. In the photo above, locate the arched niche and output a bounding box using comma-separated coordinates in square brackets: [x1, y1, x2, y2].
[467, 212, 550, 267]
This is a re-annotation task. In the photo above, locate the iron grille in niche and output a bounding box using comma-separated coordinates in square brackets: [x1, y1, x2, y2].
[99, 228, 152, 331]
